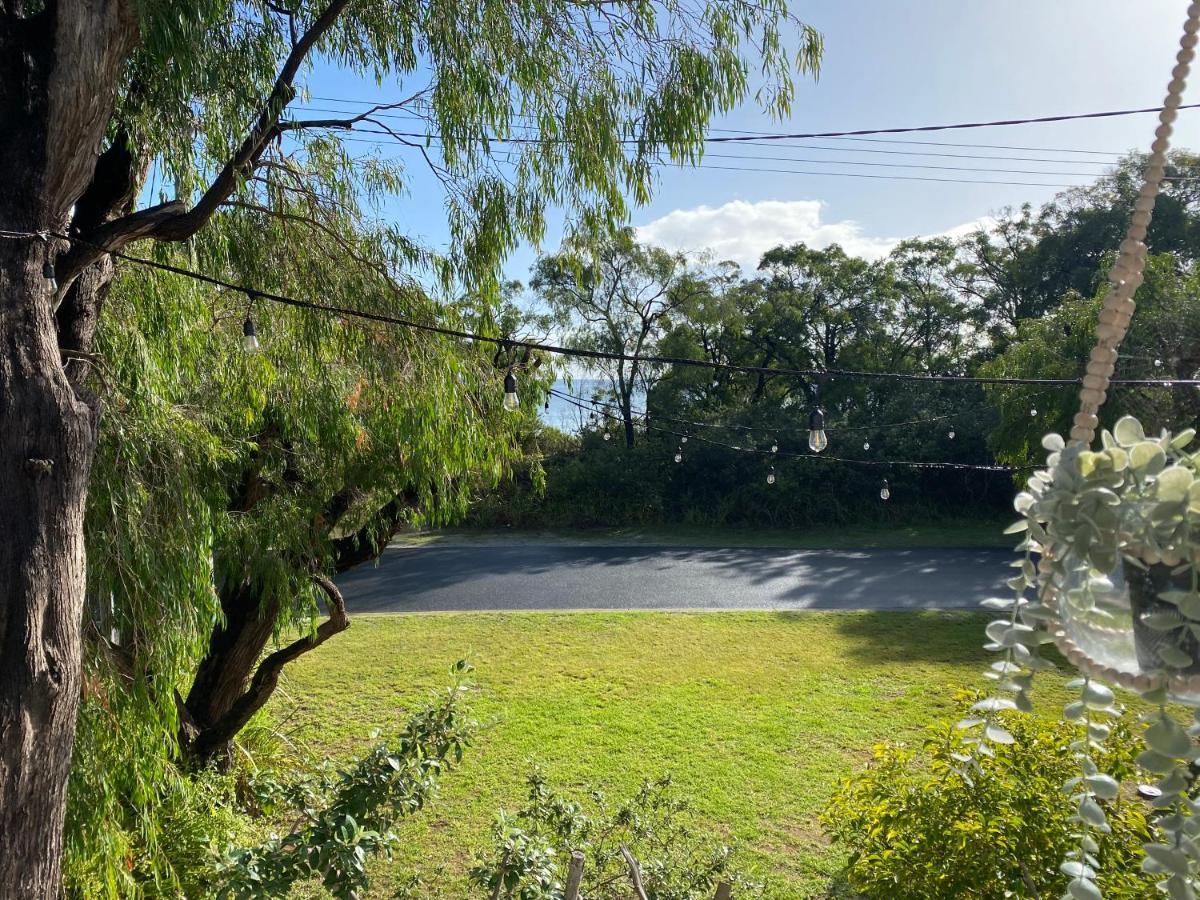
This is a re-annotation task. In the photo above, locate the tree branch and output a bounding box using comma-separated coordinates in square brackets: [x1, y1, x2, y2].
[59, 0, 353, 285]
[188, 574, 348, 761]
[620, 846, 650, 900]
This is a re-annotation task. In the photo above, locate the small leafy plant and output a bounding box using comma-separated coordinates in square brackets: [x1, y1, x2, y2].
[470, 772, 763, 899]
[218, 663, 475, 899]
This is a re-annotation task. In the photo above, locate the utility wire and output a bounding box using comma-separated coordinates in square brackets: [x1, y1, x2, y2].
[299, 95, 1200, 145]
[295, 102, 1200, 171]
[323, 130, 1178, 180]
[327, 131, 1200, 187]
[552, 389, 1032, 472]
[10, 228, 1200, 389]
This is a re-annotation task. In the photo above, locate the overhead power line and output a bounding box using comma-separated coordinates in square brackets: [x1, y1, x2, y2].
[325, 128, 1192, 180]
[304, 98, 1162, 157]
[294, 104, 1154, 166]
[294, 98, 1200, 145]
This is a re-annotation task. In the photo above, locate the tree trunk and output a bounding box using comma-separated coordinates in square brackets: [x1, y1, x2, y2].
[181, 493, 411, 765]
[0, 3, 137, 893]
[183, 579, 283, 766]
[0, 231, 98, 898]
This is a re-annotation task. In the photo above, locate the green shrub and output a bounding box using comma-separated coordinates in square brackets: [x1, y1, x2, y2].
[470, 772, 763, 899]
[821, 694, 1158, 899]
[218, 671, 474, 899]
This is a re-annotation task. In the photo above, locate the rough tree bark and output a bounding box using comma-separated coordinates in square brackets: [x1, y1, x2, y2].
[1, 1, 354, 891]
[0, 2, 138, 895]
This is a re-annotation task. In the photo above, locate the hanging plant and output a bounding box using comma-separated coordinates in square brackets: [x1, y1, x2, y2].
[962, 6, 1200, 898]
[968, 420, 1200, 899]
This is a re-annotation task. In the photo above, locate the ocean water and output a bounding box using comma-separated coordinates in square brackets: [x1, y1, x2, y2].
[538, 378, 645, 433]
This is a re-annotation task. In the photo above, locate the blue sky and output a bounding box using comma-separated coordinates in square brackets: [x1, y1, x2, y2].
[297, 0, 1199, 280]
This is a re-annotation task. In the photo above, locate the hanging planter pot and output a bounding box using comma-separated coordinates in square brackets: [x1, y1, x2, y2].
[1019, 419, 1200, 691]
[1126, 558, 1200, 676]
[963, 10, 1200, 897]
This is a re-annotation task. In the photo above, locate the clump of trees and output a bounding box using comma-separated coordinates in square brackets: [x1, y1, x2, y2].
[482, 153, 1200, 529]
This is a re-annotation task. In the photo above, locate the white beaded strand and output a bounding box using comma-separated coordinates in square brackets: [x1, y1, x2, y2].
[1071, 1, 1200, 444]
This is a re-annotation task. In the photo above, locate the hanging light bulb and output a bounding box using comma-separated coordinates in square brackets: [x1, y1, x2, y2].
[681, 435, 688, 444]
[502, 370, 520, 411]
[807, 407, 828, 453]
[770, 441, 778, 454]
[242, 315, 260, 352]
[42, 259, 57, 293]
[674, 447, 683, 463]
[863, 441, 870, 451]
[766, 466, 776, 485]
[948, 429, 956, 439]
[879, 479, 891, 501]
[1029, 407, 1037, 417]
[603, 430, 611, 441]
[1155, 358, 1164, 368]
[544, 399, 550, 412]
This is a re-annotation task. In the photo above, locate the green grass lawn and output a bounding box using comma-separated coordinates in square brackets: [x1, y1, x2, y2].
[394, 518, 1014, 550]
[270, 610, 1073, 898]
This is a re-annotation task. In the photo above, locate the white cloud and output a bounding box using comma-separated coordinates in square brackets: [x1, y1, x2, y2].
[634, 199, 992, 270]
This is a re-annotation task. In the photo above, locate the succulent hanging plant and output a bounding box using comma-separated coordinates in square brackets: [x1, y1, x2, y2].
[966, 416, 1200, 900]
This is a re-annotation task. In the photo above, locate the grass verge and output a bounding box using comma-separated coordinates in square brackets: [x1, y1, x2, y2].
[392, 519, 1014, 550]
[271, 610, 1074, 898]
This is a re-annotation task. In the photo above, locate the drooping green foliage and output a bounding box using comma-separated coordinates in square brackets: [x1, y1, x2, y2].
[68, 1, 820, 891]
[66, 207, 529, 895]
[822, 695, 1159, 899]
[123, 0, 820, 296]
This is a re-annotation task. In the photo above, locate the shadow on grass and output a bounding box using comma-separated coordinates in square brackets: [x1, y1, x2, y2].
[797, 609, 990, 666]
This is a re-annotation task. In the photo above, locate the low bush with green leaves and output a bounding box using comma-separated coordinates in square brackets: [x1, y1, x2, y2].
[821, 693, 1159, 899]
[218, 668, 474, 899]
[470, 772, 763, 899]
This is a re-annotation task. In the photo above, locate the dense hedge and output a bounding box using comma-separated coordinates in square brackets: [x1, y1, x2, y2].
[469, 430, 1014, 529]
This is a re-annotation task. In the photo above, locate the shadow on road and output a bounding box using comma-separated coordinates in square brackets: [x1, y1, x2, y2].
[337, 544, 1012, 613]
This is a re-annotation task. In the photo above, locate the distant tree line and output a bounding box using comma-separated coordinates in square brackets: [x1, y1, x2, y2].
[475, 152, 1200, 529]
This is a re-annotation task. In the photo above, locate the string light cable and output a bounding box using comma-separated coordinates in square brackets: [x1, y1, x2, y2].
[547, 387, 1002, 439]
[6, 227, 1200, 392]
[551, 389, 1032, 473]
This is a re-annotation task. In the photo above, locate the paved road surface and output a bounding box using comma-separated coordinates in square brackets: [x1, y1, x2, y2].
[337, 543, 1010, 613]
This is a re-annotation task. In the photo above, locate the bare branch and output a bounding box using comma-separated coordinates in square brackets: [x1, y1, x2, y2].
[620, 846, 650, 900]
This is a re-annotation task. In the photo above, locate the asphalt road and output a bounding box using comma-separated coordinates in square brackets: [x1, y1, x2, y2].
[337, 543, 1011, 613]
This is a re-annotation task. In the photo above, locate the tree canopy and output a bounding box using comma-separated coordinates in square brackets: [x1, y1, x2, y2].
[13, 2, 822, 895]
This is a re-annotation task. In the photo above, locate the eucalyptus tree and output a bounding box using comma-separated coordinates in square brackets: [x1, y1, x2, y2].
[0, 0, 819, 892]
[883, 237, 983, 372]
[532, 229, 714, 446]
[954, 151, 1200, 342]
